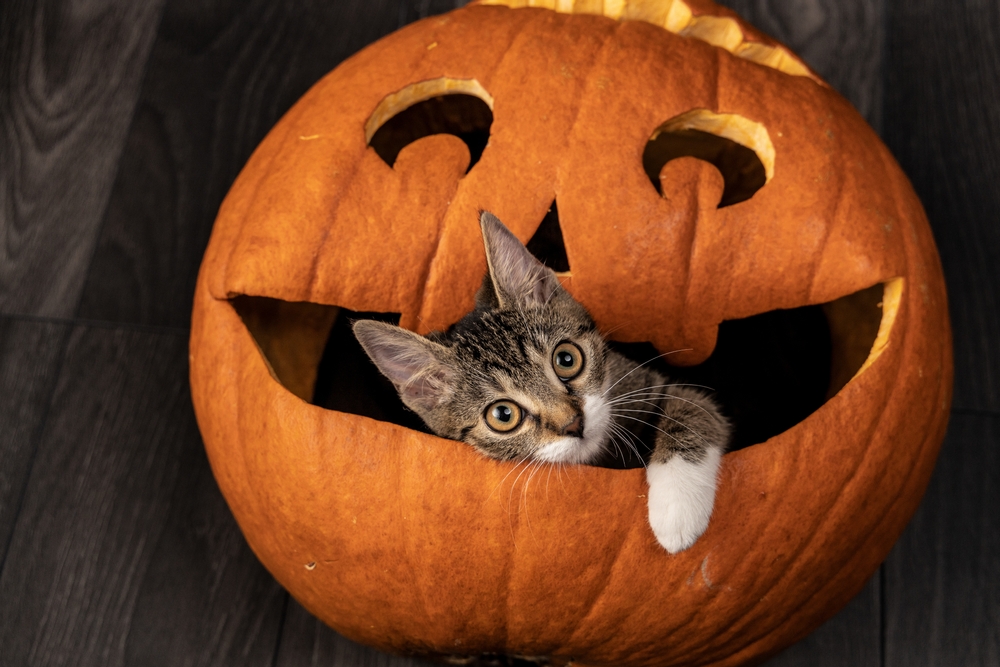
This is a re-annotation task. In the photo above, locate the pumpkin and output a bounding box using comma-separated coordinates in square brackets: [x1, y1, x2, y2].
[189, 0, 952, 665]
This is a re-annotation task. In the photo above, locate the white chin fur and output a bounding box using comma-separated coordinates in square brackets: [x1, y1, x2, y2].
[533, 394, 610, 464]
[646, 447, 722, 554]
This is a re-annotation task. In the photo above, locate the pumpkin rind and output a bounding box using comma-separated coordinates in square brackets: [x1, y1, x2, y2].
[190, 3, 952, 665]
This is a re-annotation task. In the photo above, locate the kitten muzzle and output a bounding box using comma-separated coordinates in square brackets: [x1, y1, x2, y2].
[559, 413, 585, 438]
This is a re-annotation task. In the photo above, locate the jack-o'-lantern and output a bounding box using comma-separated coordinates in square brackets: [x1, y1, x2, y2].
[189, 0, 952, 665]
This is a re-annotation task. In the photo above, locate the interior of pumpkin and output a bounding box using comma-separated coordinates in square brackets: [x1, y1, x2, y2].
[230, 276, 902, 461]
[473, 0, 815, 79]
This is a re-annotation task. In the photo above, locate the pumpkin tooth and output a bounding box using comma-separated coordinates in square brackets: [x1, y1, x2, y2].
[680, 15, 743, 52]
[854, 277, 905, 381]
[474, 0, 816, 80]
[735, 42, 812, 77]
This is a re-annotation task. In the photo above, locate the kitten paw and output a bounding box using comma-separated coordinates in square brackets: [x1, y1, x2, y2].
[645, 448, 722, 554]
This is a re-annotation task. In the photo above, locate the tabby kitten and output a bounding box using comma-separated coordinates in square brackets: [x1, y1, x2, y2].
[353, 211, 730, 553]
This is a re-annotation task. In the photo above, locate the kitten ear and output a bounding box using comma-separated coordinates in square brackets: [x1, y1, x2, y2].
[480, 210, 562, 309]
[352, 320, 455, 411]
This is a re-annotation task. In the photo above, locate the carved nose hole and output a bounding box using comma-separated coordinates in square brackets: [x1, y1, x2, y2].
[367, 86, 493, 172]
[526, 200, 570, 273]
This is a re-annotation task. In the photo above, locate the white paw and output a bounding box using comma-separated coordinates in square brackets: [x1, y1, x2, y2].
[646, 448, 722, 553]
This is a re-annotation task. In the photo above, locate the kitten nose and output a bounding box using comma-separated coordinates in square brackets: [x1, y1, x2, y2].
[560, 413, 585, 438]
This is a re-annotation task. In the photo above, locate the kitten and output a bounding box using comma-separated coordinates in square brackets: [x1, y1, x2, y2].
[353, 211, 730, 553]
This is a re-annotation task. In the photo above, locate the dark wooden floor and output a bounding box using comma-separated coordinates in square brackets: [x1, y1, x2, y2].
[1, 0, 997, 665]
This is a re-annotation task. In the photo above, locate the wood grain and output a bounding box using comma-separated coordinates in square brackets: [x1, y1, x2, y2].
[75, 0, 421, 328]
[764, 571, 881, 667]
[882, 0, 1000, 413]
[884, 412, 1000, 666]
[0, 316, 68, 570]
[0, 326, 284, 667]
[717, 0, 884, 132]
[0, 0, 164, 318]
[400, 0, 472, 25]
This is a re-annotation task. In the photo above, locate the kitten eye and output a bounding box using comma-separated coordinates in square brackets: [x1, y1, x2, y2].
[552, 342, 584, 380]
[484, 400, 523, 433]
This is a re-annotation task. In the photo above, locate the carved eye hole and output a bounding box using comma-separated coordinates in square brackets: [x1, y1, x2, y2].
[365, 77, 494, 172]
[642, 109, 774, 208]
[485, 400, 523, 433]
[552, 342, 584, 380]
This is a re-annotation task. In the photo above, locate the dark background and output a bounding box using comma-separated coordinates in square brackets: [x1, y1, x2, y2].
[1, 0, 997, 665]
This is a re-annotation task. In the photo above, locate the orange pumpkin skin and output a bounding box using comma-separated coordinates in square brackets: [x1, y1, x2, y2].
[190, 2, 952, 666]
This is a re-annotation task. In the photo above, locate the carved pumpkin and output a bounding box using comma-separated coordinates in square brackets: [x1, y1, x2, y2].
[189, 0, 952, 665]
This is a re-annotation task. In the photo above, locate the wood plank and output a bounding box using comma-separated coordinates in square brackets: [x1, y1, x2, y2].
[762, 570, 881, 667]
[0, 316, 68, 568]
[75, 0, 414, 328]
[399, 0, 473, 25]
[274, 599, 437, 667]
[883, 0, 1000, 412]
[717, 0, 885, 131]
[884, 411, 1000, 666]
[0, 325, 285, 666]
[0, 0, 164, 318]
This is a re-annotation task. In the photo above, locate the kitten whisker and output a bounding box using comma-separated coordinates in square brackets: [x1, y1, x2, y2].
[608, 419, 645, 456]
[599, 321, 632, 337]
[609, 391, 719, 420]
[612, 407, 711, 446]
[521, 460, 540, 515]
[495, 456, 535, 520]
[491, 454, 533, 502]
[612, 413, 691, 448]
[608, 397, 666, 410]
[600, 350, 693, 398]
[608, 422, 647, 468]
[509, 457, 535, 500]
[510, 459, 539, 531]
[609, 382, 718, 401]
[492, 455, 534, 549]
[606, 428, 627, 463]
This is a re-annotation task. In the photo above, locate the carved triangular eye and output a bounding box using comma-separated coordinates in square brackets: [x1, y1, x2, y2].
[366, 78, 494, 172]
[526, 200, 570, 273]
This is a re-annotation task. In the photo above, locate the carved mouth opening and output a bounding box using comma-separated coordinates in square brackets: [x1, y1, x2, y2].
[230, 278, 901, 458]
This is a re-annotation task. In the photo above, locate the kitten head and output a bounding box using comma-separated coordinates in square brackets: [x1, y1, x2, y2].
[352, 211, 612, 464]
